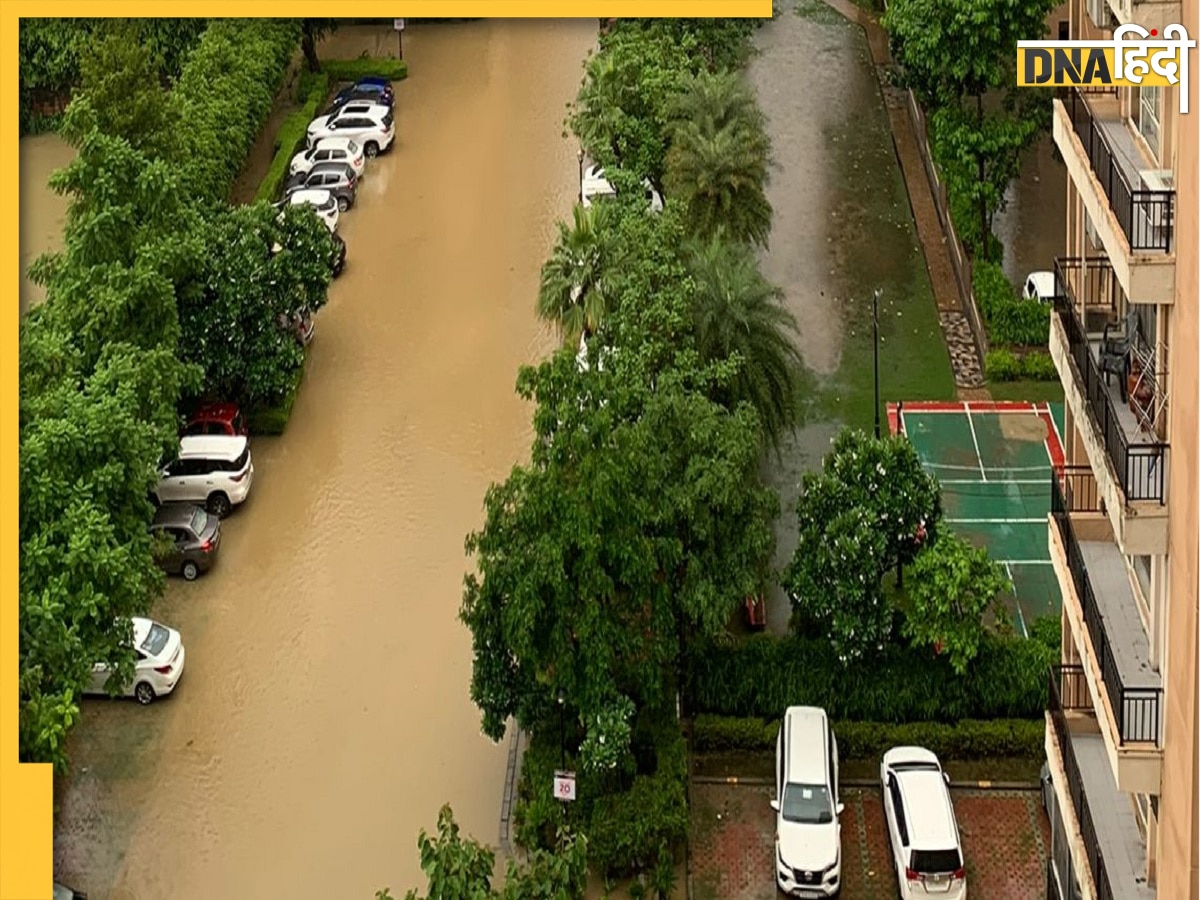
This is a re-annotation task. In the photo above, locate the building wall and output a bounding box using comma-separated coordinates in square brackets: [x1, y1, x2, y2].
[1158, 0, 1200, 894]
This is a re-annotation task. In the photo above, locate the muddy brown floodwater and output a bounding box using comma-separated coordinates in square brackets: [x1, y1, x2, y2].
[19, 132, 74, 316]
[52, 19, 596, 899]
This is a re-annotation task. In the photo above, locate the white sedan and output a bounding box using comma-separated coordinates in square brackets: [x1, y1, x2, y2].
[85, 617, 186, 705]
[288, 189, 340, 233]
[289, 137, 366, 178]
[581, 165, 663, 213]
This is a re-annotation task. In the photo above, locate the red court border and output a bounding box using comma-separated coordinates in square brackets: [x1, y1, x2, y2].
[887, 400, 1065, 469]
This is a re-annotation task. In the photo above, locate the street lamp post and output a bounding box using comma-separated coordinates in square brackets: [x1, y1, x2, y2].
[873, 288, 882, 440]
[577, 147, 584, 205]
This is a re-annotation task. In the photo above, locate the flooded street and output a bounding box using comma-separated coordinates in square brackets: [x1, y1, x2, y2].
[19, 132, 74, 316]
[994, 135, 1067, 286]
[51, 19, 596, 899]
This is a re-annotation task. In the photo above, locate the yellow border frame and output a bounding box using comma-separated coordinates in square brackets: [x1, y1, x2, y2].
[1, 3, 769, 897]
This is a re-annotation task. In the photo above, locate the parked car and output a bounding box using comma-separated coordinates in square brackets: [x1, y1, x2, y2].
[183, 401, 247, 437]
[288, 189, 340, 233]
[149, 503, 221, 581]
[326, 232, 347, 277]
[153, 434, 254, 517]
[284, 162, 358, 212]
[326, 78, 395, 112]
[880, 747, 967, 899]
[289, 136, 366, 178]
[54, 882, 88, 900]
[278, 308, 316, 346]
[581, 165, 663, 213]
[772, 706, 843, 898]
[306, 104, 394, 157]
[84, 617, 185, 706]
[1023, 270, 1056, 303]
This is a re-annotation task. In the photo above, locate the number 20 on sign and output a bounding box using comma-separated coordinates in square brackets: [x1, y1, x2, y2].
[553, 770, 577, 802]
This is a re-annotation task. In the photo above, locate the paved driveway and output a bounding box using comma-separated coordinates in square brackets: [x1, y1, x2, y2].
[690, 784, 1050, 900]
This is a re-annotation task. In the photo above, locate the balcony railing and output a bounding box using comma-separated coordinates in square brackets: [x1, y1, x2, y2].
[1052, 261, 1168, 504]
[1049, 664, 1115, 900]
[1059, 87, 1175, 252]
[1051, 478, 1163, 744]
[1057, 464, 1102, 513]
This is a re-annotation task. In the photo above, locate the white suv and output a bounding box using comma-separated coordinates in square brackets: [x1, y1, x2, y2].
[154, 435, 254, 518]
[881, 747, 967, 899]
[306, 103, 394, 157]
[772, 706, 842, 897]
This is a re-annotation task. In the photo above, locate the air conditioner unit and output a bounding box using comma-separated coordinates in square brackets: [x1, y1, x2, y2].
[1087, 0, 1114, 30]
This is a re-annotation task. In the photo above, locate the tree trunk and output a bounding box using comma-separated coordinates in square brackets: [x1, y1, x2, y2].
[301, 34, 320, 73]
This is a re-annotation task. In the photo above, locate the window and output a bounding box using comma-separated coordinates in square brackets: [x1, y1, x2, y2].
[888, 775, 909, 845]
[1135, 86, 1162, 160]
[910, 849, 963, 874]
[781, 783, 832, 824]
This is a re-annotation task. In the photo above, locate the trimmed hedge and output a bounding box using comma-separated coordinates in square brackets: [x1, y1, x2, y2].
[246, 353, 307, 435]
[174, 19, 301, 205]
[255, 73, 330, 203]
[973, 260, 1051, 347]
[985, 348, 1057, 382]
[693, 715, 1044, 759]
[321, 58, 409, 83]
[685, 631, 1054, 722]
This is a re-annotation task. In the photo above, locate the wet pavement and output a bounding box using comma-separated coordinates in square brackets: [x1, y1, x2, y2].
[690, 783, 1051, 900]
[50, 19, 596, 899]
[994, 135, 1068, 289]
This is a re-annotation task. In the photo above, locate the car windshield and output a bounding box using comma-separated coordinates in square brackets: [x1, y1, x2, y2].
[781, 783, 832, 824]
[140, 622, 171, 657]
[189, 507, 210, 534]
[910, 848, 962, 874]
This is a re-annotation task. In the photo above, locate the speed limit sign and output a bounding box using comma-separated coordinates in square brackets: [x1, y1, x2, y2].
[553, 770, 577, 802]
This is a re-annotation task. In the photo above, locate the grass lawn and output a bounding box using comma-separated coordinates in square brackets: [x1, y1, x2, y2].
[987, 379, 1064, 403]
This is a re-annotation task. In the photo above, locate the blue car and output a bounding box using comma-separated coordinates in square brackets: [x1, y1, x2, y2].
[326, 78, 395, 114]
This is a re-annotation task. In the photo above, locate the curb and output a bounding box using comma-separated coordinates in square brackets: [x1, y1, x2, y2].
[498, 726, 526, 855]
[691, 776, 1041, 791]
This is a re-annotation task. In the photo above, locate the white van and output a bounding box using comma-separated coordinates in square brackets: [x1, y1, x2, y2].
[881, 747, 967, 899]
[772, 706, 842, 897]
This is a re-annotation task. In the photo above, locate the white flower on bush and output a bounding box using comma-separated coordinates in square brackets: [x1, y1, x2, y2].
[580, 695, 635, 773]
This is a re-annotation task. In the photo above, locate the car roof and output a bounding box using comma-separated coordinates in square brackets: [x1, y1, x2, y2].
[890, 757, 959, 850]
[131, 616, 153, 644]
[178, 434, 248, 459]
[307, 162, 354, 176]
[311, 137, 357, 151]
[152, 504, 204, 527]
[335, 101, 389, 116]
[782, 706, 829, 781]
[1026, 271, 1056, 296]
[290, 189, 334, 205]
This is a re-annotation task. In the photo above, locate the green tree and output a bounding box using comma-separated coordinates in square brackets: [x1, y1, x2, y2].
[536, 201, 626, 346]
[902, 532, 1011, 674]
[663, 71, 772, 247]
[178, 202, 334, 409]
[377, 804, 587, 900]
[784, 430, 941, 661]
[301, 18, 339, 72]
[685, 233, 800, 450]
[462, 272, 776, 770]
[883, 0, 1056, 248]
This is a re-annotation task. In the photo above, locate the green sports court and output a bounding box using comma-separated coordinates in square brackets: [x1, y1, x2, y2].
[888, 400, 1067, 636]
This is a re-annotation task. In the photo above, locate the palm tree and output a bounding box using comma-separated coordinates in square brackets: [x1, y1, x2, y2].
[664, 71, 773, 248]
[537, 201, 625, 346]
[686, 233, 802, 449]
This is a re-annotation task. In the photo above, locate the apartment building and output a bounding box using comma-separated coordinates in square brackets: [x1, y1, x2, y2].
[1043, 0, 1199, 896]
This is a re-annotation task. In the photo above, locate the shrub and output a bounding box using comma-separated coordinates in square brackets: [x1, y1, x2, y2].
[692, 716, 1045, 759]
[973, 260, 1050, 347]
[173, 19, 301, 205]
[685, 631, 1054, 722]
[1027, 615, 1062, 651]
[1021, 349, 1057, 380]
[255, 73, 330, 203]
[246, 355, 307, 435]
[321, 57, 409, 83]
[985, 348, 1021, 381]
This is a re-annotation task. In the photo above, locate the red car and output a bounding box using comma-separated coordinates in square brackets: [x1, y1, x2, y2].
[183, 402, 248, 438]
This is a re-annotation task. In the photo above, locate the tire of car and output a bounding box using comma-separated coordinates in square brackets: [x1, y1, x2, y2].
[207, 492, 232, 518]
[337, 195, 350, 212]
[182, 561, 200, 581]
[134, 682, 156, 705]
[365, 141, 380, 158]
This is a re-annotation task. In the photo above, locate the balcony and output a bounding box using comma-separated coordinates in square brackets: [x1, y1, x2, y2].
[1053, 89, 1176, 304]
[1047, 665, 1156, 900]
[1050, 475, 1163, 793]
[1049, 259, 1169, 552]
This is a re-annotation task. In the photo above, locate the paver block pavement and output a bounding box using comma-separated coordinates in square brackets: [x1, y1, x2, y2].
[689, 783, 1050, 900]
